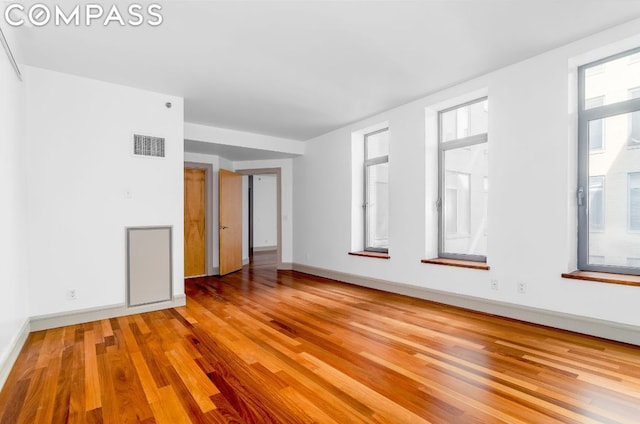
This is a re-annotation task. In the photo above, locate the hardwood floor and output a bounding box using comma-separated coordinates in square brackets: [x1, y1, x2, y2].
[2, 251, 640, 423]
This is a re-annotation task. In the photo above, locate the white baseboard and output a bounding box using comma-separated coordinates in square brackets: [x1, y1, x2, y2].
[292, 263, 640, 346]
[0, 318, 30, 391]
[253, 246, 277, 252]
[243, 257, 250, 266]
[278, 262, 293, 270]
[30, 295, 187, 332]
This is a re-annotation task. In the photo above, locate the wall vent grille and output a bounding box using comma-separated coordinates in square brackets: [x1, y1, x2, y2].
[134, 134, 165, 158]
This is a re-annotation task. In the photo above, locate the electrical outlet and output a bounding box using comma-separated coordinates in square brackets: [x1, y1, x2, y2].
[518, 281, 526, 294]
[68, 289, 77, 300]
[491, 279, 498, 291]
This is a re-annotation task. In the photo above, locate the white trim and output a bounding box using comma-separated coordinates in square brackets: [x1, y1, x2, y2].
[0, 318, 30, 391]
[30, 295, 186, 332]
[292, 263, 640, 346]
[278, 262, 293, 270]
[253, 245, 277, 252]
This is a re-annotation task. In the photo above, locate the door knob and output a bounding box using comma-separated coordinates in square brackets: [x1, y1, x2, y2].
[219, 225, 229, 230]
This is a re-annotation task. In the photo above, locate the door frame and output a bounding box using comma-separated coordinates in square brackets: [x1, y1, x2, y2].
[236, 168, 283, 269]
[184, 162, 214, 276]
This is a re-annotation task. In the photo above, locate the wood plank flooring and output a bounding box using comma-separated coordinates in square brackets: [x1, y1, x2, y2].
[2, 251, 640, 423]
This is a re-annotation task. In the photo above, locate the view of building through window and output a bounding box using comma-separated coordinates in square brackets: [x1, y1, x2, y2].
[581, 49, 640, 271]
[364, 128, 389, 251]
[439, 98, 488, 260]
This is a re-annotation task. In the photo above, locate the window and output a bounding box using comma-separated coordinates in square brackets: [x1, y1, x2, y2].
[578, 48, 640, 275]
[629, 88, 640, 148]
[627, 257, 640, 267]
[438, 98, 488, 261]
[445, 172, 470, 236]
[630, 172, 640, 232]
[585, 97, 605, 151]
[588, 176, 605, 231]
[364, 128, 389, 252]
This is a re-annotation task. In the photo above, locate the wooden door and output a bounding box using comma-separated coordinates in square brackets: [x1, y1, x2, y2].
[219, 169, 243, 275]
[184, 168, 206, 277]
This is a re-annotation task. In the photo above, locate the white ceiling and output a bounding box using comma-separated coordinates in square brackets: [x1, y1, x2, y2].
[9, 1, 640, 141]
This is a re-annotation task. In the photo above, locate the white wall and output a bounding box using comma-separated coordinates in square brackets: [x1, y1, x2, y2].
[25, 67, 184, 317]
[234, 159, 294, 265]
[293, 20, 640, 328]
[0, 40, 29, 384]
[253, 174, 278, 249]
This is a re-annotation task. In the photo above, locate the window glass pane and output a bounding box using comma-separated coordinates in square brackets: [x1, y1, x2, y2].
[630, 88, 640, 148]
[586, 97, 605, 151]
[630, 172, 640, 232]
[441, 99, 488, 142]
[366, 162, 388, 249]
[588, 176, 605, 230]
[589, 119, 605, 151]
[587, 112, 640, 266]
[627, 257, 640, 267]
[442, 143, 488, 256]
[445, 186, 460, 235]
[584, 51, 640, 110]
[366, 129, 388, 160]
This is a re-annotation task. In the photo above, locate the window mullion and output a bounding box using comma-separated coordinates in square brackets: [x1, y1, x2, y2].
[441, 134, 488, 151]
[582, 98, 640, 121]
[365, 155, 389, 166]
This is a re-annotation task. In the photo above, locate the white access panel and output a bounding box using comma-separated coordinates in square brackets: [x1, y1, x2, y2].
[127, 226, 173, 307]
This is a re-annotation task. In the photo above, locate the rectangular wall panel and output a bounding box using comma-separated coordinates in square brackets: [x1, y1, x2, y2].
[127, 227, 172, 307]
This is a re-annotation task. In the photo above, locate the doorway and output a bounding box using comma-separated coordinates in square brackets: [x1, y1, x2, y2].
[250, 174, 278, 252]
[236, 168, 282, 269]
[184, 163, 214, 277]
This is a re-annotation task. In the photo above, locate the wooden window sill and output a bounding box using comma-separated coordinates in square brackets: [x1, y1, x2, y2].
[421, 258, 489, 270]
[348, 251, 390, 259]
[561, 271, 640, 287]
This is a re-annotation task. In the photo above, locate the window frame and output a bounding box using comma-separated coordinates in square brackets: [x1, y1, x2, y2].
[363, 127, 389, 253]
[577, 47, 640, 275]
[437, 97, 488, 262]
